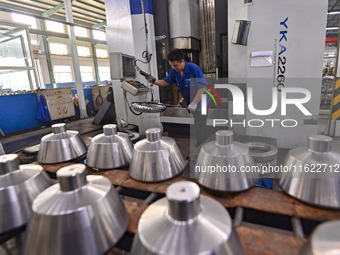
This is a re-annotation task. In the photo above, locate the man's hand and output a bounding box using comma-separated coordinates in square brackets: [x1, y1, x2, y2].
[187, 102, 197, 113]
[145, 74, 156, 84]
[178, 97, 185, 107]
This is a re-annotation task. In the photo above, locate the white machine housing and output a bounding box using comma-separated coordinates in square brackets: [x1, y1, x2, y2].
[104, 0, 162, 134]
[228, 0, 327, 148]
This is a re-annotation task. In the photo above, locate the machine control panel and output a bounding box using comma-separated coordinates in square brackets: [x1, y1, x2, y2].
[121, 80, 149, 96]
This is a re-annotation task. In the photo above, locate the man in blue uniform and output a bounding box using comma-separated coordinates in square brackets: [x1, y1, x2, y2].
[145, 49, 211, 146]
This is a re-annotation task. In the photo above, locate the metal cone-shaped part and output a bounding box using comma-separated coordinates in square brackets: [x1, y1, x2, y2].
[0, 154, 52, 235]
[195, 130, 259, 192]
[86, 124, 133, 169]
[22, 164, 129, 255]
[279, 135, 340, 209]
[129, 128, 186, 182]
[130, 181, 245, 255]
[37, 123, 87, 164]
[300, 220, 340, 255]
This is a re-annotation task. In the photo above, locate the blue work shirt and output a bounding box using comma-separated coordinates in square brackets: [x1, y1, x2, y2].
[164, 62, 210, 107]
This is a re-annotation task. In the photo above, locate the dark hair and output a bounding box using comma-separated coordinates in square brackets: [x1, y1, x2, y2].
[167, 49, 185, 62]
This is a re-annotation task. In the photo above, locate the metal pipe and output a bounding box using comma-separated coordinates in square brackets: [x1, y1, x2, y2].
[233, 206, 244, 227]
[64, 0, 88, 119]
[143, 193, 159, 205]
[40, 20, 55, 87]
[19, 35, 34, 90]
[90, 30, 101, 85]
[291, 217, 304, 238]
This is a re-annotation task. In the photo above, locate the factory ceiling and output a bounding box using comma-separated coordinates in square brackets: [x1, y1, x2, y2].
[0, 0, 106, 29]
[328, 0, 340, 38]
[0, 0, 339, 34]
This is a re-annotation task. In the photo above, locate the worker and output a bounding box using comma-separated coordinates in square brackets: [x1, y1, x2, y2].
[144, 49, 212, 147]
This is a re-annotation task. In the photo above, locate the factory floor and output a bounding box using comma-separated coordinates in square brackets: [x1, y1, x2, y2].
[0, 110, 339, 255]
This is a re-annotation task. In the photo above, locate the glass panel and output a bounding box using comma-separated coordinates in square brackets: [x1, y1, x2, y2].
[11, 13, 37, 29]
[93, 30, 106, 40]
[54, 65, 73, 83]
[54, 65, 71, 72]
[80, 66, 93, 81]
[0, 20, 37, 91]
[0, 26, 33, 67]
[75, 26, 88, 37]
[96, 48, 108, 58]
[0, 69, 31, 91]
[49, 43, 68, 55]
[77, 46, 91, 57]
[98, 66, 110, 81]
[46, 20, 65, 33]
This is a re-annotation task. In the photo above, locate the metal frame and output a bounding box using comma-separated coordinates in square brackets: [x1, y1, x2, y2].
[29, 28, 107, 45]
[0, 5, 104, 29]
[90, 29, 101, 85]
[5, 0, 105, 24]
[0, 8, 108, 92]
[0, 20, 39, 90]
[40, 19, 55, 87]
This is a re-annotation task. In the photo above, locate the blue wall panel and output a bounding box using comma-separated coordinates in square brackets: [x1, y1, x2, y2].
[0, 94, 43, 134]
[130, 0, 153, 15]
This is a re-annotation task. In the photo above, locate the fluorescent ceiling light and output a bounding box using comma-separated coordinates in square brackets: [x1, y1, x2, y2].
[326, 27, 339, 30]
[328, 11, 340, 15]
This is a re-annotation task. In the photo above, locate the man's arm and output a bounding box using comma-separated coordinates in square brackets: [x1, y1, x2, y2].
[187, 89, 204, 113]
[192, 89, 205, 104]
[154, 80, 169, 87]
[144, 74, 170, 87]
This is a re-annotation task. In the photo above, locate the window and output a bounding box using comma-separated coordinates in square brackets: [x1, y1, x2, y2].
[54, 65, 72, 83]
[31, 40, 39, 46]
[0, 71, 31, 91]
[77, 46, 91, 57]
[93, 30, 106, 40]
[49, 43, 68, 55]
[96, 48, 108, 58]
[46, 20, 64, 33]
[80, 66, 94, 81]
[12, 13, 37, 29]
[98, 66, 110, 81]
[75, 26, 88, 37]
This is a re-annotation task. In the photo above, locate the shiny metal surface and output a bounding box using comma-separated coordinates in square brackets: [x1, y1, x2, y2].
[86, 124, 133, 169]
[244, 142, 278, 162]
[0, 154, 52, 235]
[300, 220, 340, 255]
[0, 142, 5, 156]
[129, 128, 186, 182]
[279, 135, 340, 209]
[37, 123, 87, 164]
[22, 164, 129, 255]
[199, 0, 216, 72]
[131, 102, 167, 113]
[168, 0, 200, 40]
[171, 37, 201, 51]
[131, 181, 245, 255]
[195, 130, 259, 192]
